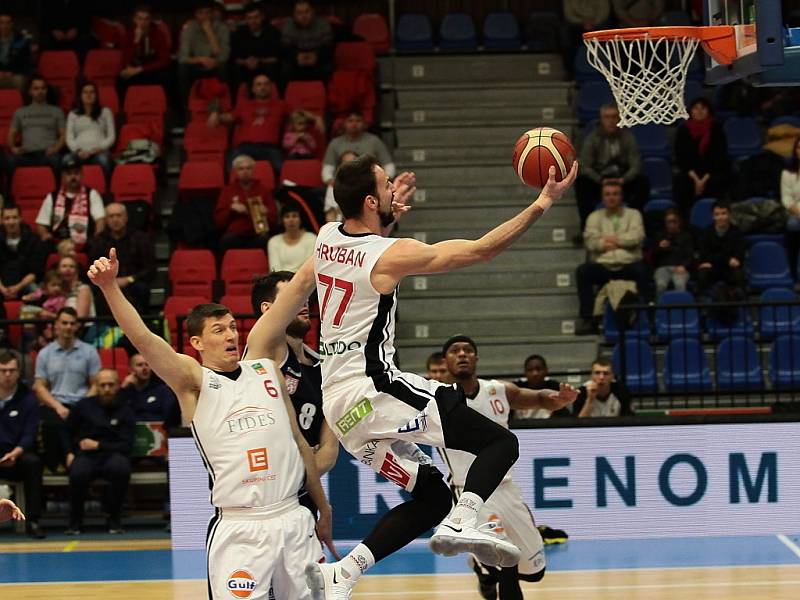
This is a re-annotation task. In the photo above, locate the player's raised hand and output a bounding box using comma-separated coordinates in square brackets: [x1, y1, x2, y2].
[547, 382, 579, 409]
[316, 505, 341, 560]
[0, 498, 25, 522]
[540, 161, 579, 204]
[392, 171, 416, 220]
[87, 247, 120, 289]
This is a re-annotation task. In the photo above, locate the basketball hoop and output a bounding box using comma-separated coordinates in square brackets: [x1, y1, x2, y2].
[583, 26, 736, 127]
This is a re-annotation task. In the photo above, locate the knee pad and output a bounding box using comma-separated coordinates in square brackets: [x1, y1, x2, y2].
[519, 567, 546, 583]
[411, 464, 452, 520]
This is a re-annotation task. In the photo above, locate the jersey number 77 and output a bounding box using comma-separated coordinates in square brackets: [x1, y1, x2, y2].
[317, 275, 354, 329]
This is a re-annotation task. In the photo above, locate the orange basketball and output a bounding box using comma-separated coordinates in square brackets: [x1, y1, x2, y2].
[512, 127, 576, 188]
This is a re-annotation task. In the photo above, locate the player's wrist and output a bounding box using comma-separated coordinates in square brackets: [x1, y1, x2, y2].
[533, 194, 553, 213]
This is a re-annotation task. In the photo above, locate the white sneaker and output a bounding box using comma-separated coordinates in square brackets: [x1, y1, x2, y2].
[305, 562, 354, 600]
[429, 518, 521, 568]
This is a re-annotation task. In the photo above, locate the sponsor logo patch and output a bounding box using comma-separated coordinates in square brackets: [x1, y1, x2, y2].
[227, 569, 257, 598]
[247, 448, 269, 472]
[284, 374, 299, 395]
[335, 398, 372, 436]
[209, 374, 222, 389]
[379, 452, 411, 487]
[398, 411, 428, 434]
[251, 362, 267, 375]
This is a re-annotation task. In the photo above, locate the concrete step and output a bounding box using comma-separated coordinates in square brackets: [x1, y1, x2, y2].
[404, 164, 522, 187]
[407, 184, 575, 205]
[390, 54, 566, 86]
[396, 243, 581, 272]
[395, 84, 573, 109]
[400, 203, 579, 228]
[393, 106, 577, 127]
[396, 314, 573, 341]
[399, 267, 578, 294]
[396, 123, 576, 148]
[404, 223, 581, 245]
[399, 288, 580, 317]
[395, 145, 512, 164]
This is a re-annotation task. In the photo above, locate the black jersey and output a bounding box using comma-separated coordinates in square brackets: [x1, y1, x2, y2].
[280, 343, 324, 447]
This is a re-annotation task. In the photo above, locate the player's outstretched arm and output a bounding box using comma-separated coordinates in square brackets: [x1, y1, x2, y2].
[244, 257, 317, 361]
[375, 163, 578, 285]
[505, 381, 578, 411]
[88, 249, 202, 419]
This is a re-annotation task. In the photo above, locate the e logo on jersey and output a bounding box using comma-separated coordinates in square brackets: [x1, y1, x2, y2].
[336, 398, 373, 436]
[227, 569, 257, 598]
[247, 448, 269, 472]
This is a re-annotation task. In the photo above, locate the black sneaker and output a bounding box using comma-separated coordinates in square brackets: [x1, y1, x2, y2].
[538, 525, 569, 545]
[108, 519, 125, 534]
[64, 523, 81, 535]
[468, 555, 498, 600]
[26, 521, 46, 539]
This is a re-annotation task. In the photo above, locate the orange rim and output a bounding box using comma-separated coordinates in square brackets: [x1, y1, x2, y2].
[583, 25, 737, 65]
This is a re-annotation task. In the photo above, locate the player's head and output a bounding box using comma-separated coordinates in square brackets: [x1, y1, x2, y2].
[96, 368, 121, 405]
[187, 303, 239, 369]
[334, 154, 395, 228]
[442, 335, 478, 380]
[524, 354, 548, 387]
[425, 351, 447, 382]
[129, 353, 152, 383]
[590, 358, 613, 396]
[250, 271, 310, 338]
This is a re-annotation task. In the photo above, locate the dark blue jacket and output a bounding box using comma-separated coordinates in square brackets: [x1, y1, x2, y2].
[0, 383, 40, 454]
[0, 31, 33, 75]
[67, 395, 135, 456]
[118, 378, 179, 424]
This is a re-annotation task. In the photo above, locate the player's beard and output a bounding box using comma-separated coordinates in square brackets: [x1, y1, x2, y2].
[379, 204, 395, 228]
[286, 317, 311, 339]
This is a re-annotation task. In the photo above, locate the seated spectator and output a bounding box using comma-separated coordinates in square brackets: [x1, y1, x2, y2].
[119, 4, 172, 91]
[0, 204, 47, 300]
[35, 154, 105, 252]
[20, 270, 67, 348]
[280, 1, 333, 83]
[612, 0, 665, 27]
[6, 76, 65, 175]
[572, 358, 634, 417]
[214, 154, 278, 255]
[323, 150, 358, 223]
[425, 351, 447, 382]
[33, 307, 100, 472]
[575, 103, 649, 231]
[575, 181, 649, 335]
[267, 202, 316, 272]
[66, 368, 134, 535]
[322, 111, 395, 187]
[40, 0, 95, 56]
[653, 208, 694, 296]
[58, 255, 95, 319]
[119, 353, 178, 424]
[781, 136, 800, 278]
[210, 73, 286, 175]
[177, 0, 230, 113]
[66, 81, 116, 176]
[695, 200, 746, 298]
[673, 98, 729, 215]
[282, 109, 325, 159]
[513, 354, 570, 420]
[0, 12, 33, 91]
[87, 203, 153, 313]
[563, 0, 610, 75]
[0, 350, 45, 538]
[230, 2, 282, 92]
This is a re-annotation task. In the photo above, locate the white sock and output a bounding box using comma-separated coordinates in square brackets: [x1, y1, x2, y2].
[448, 491, 484, 525]
[339, 543, 375, 583]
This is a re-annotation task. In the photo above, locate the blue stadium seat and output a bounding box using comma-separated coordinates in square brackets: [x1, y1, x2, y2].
[611, 338, 658, 392]
[631, 124, 670, 158]
[747, 241, 794, 291]
[664, 337, 713, 391]
[525, 12, 562, 53]
[689, 197, 716, 230]
[482, 12, 521, 50]
[576, 81, 614, 123]
[656, 290, 701, 340]
[724, 117, 763, 159]
[716, 336, 763, 390]
[642, 157, 673, 196]
[770, 115, 800, 128]
[395, 14, 434, 52]
[643, 197, 677, 214]
[602, 300, 651, 344]
[759, 288, 800, 340]
[769, 335, 800, 389]
[574, 43, 604, 83]
[659, 10, 693, 26]
[705, 307, 754, 341]
[683, 80, 706, 108]
[438, 12, 477, 51]
[744, 233, 784, 247]
[686, 52, 706, 82]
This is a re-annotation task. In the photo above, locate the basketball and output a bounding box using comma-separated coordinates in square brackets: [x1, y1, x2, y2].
[512, 127, 576, 188]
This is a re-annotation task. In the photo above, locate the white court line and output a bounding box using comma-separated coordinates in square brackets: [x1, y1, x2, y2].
[777, 534, 800, 561]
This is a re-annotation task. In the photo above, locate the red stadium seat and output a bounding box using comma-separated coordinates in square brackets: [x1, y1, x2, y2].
[229, 160, 275, 190]
[110, 164, 157, 204]
[38, 51, 80, 112]
[221, 249, 269, 296]
[183, 122, 229, 163]
[0, 88, 22, 145]
[279, 159, 323, 188]
[220, 294, 257, 343]
[284, 81, 327, 116]
[334, 41, 376, 72]
[188, 77, 232, 122]
[124, 85, 167, 122]
[3, 300, 22, 348]
[153, 20, 173, 52]
[168, 250, 216, 298]
[98, 84, 120, 116]
[328, 70, 376, 125]
[163, 295, 206, 351]
[178, 161, 225, 198]
[83, 49, 123, 86]
[92, 17, 126, 48]
[19, 205, 39, 228]
[99, 347, 129, 382]
[114, 122, 162, 155]
[353, 13, 391, 53]
[81, 164, 106, 194]
[12, 166, 56, 206]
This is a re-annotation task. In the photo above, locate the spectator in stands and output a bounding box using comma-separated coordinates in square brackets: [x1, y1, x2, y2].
[323, 150, 357, 223]
[322, 111, 395, 187]
[40, 0, 95, 57]
[119, 353, 179, 424]
[66, 368, 134, 534]
[214, 154, 278, 255]
[612, 0, 665, 27]
[20, 270, 67, 348]
[425, 351, 447, 382]
[513, 354, 568, 420]
[177, 0, 231, 114]
[119, 4, 172, 91]
[66, 81, 116, 176]
[653, 208, 694, 296]
[35, 154, 105, 251]
[673, 97, 729, 215]
[281, 1, 333, 83]
[783, 137, 800, 277]
[210, 73, 286, 176]
[695, 200, 746, 298]
[0, 350, 45, 538]
[58, 255, 95, 319]
[563, 0, 610, 75]
[6, 76, 65, 176]
[575, 181, 648, 335]
[87, 203, 154, 314]
[267, 202, 316, 272]
[573, 358, 634, 417]
[0, 204, 47, 300]
[282, 109, 325, 159]
[230, 2, 282, 93]
[0, 12, 33, 91]
[575, 103, 648, 231]
[33, 307, 101, 471]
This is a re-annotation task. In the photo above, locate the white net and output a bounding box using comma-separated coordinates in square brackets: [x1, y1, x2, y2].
[584, 33, 700, 127]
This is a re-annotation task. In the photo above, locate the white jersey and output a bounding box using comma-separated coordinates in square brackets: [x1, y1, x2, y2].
[443, 379, 513, 487]
[191, 359, 304, 509]
[313, 222, 399, 390]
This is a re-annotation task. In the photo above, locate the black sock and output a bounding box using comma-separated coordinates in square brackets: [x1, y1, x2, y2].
[497, 565, 523, 600]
